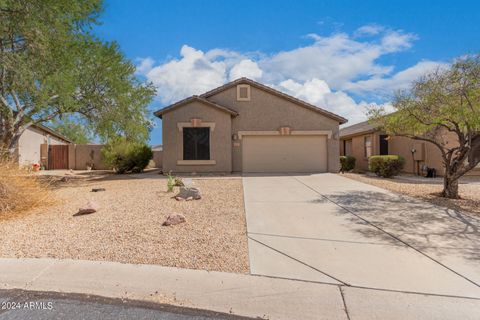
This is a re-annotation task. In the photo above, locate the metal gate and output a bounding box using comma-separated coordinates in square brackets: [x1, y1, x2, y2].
[48, 145, 69, 170]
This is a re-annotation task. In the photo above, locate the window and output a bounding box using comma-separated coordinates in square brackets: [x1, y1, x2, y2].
[183, 128, 210, 160]
[236, 84, 250, 101]
[364, 136, 372, 158]
[344, 140, 352, 156]
[379, 135, 389, 155]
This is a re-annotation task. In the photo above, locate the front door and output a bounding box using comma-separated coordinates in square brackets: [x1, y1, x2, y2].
[379, 135, 389, 155]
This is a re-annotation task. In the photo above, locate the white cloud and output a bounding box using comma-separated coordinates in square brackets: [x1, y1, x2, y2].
[137, 25, 444, 124]
[379, 30, 417, 53]
[275, 78, 392, 125]
[145, 45, 228, 104]
[344, 60, 448, 95]
[229, 59, 263, 81]
[354, 24, 384, 36]
[135, 57, 155, 74]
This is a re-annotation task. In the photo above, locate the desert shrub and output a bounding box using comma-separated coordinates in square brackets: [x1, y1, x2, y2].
[166, 172, 184, 192]
[102, 140, 153, 174]
[0, 158, 53, 216]
[340, 155, 356, 173]
[369, 155, 405, 178]
[166, 171, 175, 192]
[174, 177, 184, 187]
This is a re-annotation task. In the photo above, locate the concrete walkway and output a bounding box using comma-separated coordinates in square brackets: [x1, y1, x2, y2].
[243, 173, 480, 299]
[1, 258, 479, 320]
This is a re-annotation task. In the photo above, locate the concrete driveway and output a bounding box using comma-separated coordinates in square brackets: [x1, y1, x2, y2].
[243, 173, 480, 299]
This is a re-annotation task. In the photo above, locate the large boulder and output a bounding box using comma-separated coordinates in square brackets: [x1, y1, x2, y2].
[174, 187, 201, 201]
[162, 213, 186, 226]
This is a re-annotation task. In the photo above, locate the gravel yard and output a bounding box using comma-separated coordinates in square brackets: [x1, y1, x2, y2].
[0, 171, 249, 273]
[341, 173, 480, 215]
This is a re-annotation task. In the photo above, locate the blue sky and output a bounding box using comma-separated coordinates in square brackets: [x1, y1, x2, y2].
[94, 0, 480, 145]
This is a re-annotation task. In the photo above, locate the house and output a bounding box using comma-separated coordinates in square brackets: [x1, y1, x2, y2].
[154, 78, 347, 173]
[339, 120, 480, 176]
[14, 124, 72, 167]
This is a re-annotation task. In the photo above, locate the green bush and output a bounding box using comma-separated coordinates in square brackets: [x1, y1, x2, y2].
[368, 155, 405, 178]
[102, 141, 153, 174]
[339, 156, 356, 173]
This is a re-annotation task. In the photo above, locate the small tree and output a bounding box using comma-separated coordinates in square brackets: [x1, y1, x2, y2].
[369, 55, 480, 198]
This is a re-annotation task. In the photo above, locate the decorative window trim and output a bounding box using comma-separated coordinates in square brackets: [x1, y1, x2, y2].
[236, 84, 251, 101]
[177, 160, 216, 165]
[237, 130, 332, 139]
[177, 122, 215, 132]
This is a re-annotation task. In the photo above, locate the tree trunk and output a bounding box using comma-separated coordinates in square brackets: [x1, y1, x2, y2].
[442, 175, 459, 199]
[0, 130, 21, 159]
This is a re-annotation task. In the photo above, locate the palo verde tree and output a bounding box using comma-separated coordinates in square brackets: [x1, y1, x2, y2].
[0, 0, 155, 155]
[369, 55, 480, 199]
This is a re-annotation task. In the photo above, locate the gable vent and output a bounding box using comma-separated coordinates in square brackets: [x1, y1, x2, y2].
[237, 84, 251, 101]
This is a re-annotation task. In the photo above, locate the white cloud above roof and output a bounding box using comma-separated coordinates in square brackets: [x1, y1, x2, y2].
[138, 25, 444, 125]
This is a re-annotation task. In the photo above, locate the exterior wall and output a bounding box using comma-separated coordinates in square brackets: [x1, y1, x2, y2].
[207, 85, 340, 172]
[340, 132, 379, 172]
[44, 144, 109, 170]
[341, 129, 480, 176]
[162, 101, 232, 173]
[152, 150, 163, 168]
[18, 127, 66, 166]
[73, 144, 109, 170]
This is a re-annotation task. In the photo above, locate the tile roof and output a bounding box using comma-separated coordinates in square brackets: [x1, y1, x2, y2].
[154, 96, 239, 118]
[339, 120, 379, 138]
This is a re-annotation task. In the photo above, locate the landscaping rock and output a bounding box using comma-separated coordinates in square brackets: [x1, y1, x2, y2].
[162, 213, 186, 226]
[91, 188, 106, 192]
[74, 201, 99, 216]
[59, 176, 70, 183]
[174, 187, 201, 201]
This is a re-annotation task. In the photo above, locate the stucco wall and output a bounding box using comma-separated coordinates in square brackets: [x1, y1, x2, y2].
[207, 85, 341, 172]
[162, 101, 232, 173]
[152, 150, 162, 168]
[73, 144, 109, 170]
[18, 127, 66, 166]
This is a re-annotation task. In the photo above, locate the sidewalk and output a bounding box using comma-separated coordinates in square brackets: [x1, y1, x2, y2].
[0, 258, 479, 320]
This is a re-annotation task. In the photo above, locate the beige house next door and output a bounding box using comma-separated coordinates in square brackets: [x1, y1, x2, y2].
[242, 135, 328, 173]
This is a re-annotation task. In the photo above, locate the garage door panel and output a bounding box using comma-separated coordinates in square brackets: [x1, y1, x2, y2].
[242, 135, 327, 173]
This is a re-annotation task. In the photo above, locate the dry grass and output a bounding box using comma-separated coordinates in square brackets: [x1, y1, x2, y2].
[341, 173, 480, 215]
[0, 171, 249, 273]
[0, 160, 54, 218]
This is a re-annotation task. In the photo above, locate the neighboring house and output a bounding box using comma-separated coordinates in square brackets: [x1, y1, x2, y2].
[151, 144, 163, 169]
[15, 124, 72, 167]
[154, 78, 347, 173]
[339, 120, 480, 176]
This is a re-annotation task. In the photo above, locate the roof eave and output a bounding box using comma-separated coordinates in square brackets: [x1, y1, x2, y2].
[339, 129, 379, 139]
[153, 96, 238, 119]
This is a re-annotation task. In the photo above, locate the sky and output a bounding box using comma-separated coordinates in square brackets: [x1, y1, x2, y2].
[93, 0, 480, 145]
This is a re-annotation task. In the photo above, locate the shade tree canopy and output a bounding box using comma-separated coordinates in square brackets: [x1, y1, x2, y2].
[0, 0, 156, 154]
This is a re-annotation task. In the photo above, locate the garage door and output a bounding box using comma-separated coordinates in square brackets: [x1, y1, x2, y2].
[242, 135, 327, 173]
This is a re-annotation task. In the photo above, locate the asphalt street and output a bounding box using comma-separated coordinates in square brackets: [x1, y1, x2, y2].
[0, 289, 253, 320]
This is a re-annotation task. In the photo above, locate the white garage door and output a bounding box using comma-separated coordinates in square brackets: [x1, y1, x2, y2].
[242, 135, 328, 173]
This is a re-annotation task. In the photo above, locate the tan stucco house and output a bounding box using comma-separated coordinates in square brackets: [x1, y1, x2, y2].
[14, 124, 72, 166]
[154, 78, 347, 173]
[339, 120, 480, 176]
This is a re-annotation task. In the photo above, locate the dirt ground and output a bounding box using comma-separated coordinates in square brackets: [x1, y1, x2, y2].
[0, 170, 249, 274]
[341, 173, 480, 216]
